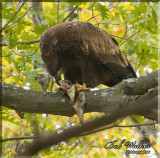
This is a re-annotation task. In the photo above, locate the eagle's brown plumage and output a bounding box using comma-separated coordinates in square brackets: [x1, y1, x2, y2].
[40, 21, 137, 87]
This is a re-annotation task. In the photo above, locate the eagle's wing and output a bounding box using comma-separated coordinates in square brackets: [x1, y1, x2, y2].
[41, 21, 136, 80]
[62, 22, 136, 78]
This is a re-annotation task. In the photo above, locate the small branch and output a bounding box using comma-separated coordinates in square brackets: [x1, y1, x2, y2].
[1, 39, 40, 47]
[87, 3, 119, 22]
[147, 45, 160, 50]
[1, 1, 25, 31]
[95, 21, 127, 26]
[119, 30, 141, 47]
[118, 26, 128, 44]
[1, 136, 35, 142]
[63, 5, 78, 22]
[77, 7, 79, 21]
[87, 13, 100, 22]
[110, 34, 126, 40]
[7, 2, 39, 28]
[57, 1, 59, 22]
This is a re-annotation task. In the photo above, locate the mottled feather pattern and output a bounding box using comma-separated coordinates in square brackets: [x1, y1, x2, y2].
[40, 21, 137, 87]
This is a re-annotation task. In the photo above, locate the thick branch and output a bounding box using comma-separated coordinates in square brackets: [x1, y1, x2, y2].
[2, 70, 158, 120]
[19, 92, 158, 156]
[114, 70, 158, 95]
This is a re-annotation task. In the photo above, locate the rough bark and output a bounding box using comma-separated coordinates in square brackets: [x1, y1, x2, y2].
[18, 90, 158, 156]
[2, 70, 159, 121]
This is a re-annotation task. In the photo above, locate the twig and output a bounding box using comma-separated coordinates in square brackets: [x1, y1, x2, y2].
[135, 57, 143, 72]
[0, 39, 40, 47]
[110, 34, 126, 40]
[134, 30, 141, 40]
[1, 136, 35, 142]
[1, 39, 40, 47]
[7, 2, 38, 28]
[57, 1, 59, 22]
[77, 137, 90, 158]
[77, 6, 79, 21]
[87, 3, 119, 22]
[92, 5, 99, 25]
[107, 2, 120, 10]
[95, 21, 126, 26]
[63, 5, 78, 22]
[68, 140, 79, 155]
[2, 70, 13, 82]
[1, 43, 39, 57]
[147, 45, 160, 49]
[87, 13, 100, 22]
[118, 26, 128, 44]
[1, 1, 25, 31]
[119, 30, 141, 47]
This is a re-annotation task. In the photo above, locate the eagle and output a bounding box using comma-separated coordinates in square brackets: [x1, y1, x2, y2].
[40, 21, 137, 88]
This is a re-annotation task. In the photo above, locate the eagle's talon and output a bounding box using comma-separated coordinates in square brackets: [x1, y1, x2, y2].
[41, 21, 137, 124]
[76, 83, 89, 92]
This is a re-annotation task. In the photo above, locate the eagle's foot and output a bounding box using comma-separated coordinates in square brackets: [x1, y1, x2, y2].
[75, 83, 89, 92]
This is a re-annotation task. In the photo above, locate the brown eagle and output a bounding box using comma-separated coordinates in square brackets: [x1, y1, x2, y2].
[40, 21, 137, 88]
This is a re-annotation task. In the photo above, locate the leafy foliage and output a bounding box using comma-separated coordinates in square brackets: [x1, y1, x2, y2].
[2, 2, 159, 157]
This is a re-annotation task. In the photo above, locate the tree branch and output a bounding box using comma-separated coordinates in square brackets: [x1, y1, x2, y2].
[2, 70, 158, 121]
[0, 1, 25, 31]
[1, 39, 40, 47]
[63, 5, 78, 22]
[6, 2, 39, 29]
[1, 136, 35, 142]
[18, 91, 158, 156]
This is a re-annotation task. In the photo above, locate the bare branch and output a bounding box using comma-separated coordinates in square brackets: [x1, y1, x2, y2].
[63, 5, 78, 22]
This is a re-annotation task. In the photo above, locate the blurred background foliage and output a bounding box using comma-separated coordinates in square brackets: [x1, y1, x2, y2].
[1, 1, 159, 157]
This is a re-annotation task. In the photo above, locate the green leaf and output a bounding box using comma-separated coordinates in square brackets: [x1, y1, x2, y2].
[87, 3, 95, 10]
[151, 8, 157, 30]
[96, 3, 109, 20]
[145, 5, 151, 26]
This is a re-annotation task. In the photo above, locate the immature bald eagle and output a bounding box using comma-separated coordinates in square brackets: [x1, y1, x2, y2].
[40, 21, 137, 88]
